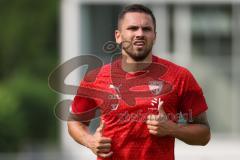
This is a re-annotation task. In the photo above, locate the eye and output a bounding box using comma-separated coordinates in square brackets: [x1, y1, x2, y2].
[142, 27, 152, 32]
[127, 26, 138, 31]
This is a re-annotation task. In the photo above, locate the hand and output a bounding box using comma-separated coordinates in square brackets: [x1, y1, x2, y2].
[87, 120, 113, 158]
[146, 98, 177, 137]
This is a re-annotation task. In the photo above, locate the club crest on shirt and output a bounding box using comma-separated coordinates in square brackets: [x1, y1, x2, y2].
[148, 80, 163, 95]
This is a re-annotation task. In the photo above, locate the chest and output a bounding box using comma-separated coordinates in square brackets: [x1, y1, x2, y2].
[95, 75, 180, 115]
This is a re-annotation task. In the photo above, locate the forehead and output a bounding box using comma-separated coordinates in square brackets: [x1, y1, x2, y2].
[120, 12, 154, 28]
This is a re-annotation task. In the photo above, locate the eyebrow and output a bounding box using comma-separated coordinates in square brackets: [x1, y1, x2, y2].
[126, 25, 139, 28]
[126, 25, 153, 30]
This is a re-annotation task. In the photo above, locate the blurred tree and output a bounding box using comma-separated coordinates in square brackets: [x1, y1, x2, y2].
[0, 0, 59, 151]
[0, 82, 26, 151]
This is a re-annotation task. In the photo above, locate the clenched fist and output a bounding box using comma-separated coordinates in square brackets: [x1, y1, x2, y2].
[146, 98, 177, 137]
[87, 120, 113, 158]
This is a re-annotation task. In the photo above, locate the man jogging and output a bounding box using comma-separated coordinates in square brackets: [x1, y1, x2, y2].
[68, 4, 210, 160]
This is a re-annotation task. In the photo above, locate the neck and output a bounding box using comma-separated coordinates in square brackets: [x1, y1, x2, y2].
[121, 51, 152, 73]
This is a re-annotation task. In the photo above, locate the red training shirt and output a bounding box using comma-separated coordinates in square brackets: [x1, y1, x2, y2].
[71, 55, 208, 160]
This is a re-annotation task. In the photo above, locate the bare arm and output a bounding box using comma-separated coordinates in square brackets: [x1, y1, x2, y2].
[146, 98, 211, 146]
[67, 120, 113, 158]
[67, 121, 92, 148]
[171, 112, 211, 145]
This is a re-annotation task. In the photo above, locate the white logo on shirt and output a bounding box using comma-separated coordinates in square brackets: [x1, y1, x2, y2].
[109, 84, 122, 99]
[148, 81, 163, 95]
[108, 84, 122, 110]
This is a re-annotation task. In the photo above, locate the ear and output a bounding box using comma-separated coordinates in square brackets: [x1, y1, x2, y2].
[115, 30, 122, 44]
[153, 31, 157, 44]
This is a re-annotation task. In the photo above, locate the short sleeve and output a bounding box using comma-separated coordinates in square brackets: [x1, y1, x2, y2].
[71, 95, 97, 114]
[70, 70, 99, 120]
[179, 69, 208, 118]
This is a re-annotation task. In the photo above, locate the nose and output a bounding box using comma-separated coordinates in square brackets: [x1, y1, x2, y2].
[135, 28, 144, 38]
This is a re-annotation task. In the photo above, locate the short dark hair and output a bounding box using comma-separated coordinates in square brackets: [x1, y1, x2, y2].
[118, 4, 156, 31]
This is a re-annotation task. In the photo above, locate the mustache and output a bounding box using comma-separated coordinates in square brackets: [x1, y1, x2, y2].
[120, 39, 146, 48]
[134, 37, 145, 40]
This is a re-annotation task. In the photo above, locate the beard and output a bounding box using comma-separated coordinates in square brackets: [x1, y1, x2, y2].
[121, 40, 153, 61]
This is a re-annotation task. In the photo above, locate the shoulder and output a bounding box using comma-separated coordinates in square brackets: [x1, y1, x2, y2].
[152, 55, 192, 76]
[83, 62, 112, 81]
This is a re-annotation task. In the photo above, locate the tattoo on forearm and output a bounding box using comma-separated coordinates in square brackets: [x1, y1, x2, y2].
[190, 112, 210, 128]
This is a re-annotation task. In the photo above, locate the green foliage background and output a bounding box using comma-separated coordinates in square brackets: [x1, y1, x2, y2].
[0, 0, 59, 151]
